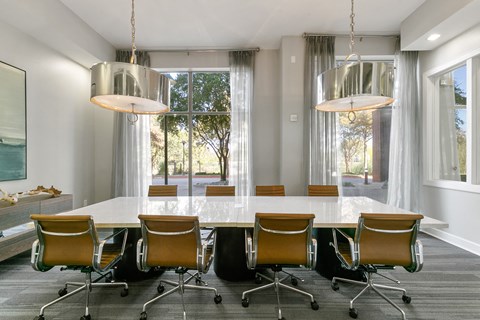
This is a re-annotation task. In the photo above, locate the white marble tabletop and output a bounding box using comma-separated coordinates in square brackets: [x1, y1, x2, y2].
[60, 196, 448, 229]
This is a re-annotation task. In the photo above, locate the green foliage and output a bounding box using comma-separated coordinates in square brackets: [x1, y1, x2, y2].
[151, 72, 231, 181]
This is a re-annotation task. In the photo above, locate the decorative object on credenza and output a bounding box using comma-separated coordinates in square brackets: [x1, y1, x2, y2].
[30, 185, 62, 197]
[0, 188, 18, 205]
[0, 185, 62, 206]
[0, 61, 27, 181]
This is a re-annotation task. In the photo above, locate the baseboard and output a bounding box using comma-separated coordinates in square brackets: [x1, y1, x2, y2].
[422, 228, 480, 257]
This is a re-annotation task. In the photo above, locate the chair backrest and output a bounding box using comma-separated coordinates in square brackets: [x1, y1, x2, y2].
[355, 213, 424, 269]
[30, 214, 98, 269]
[148, 185, 178, 197]
[138, 215, 201, 269]
[205, 185, 235, 196]
[255, 185, 285, 196]
[307, 185, 339, 196]
[253, 213, 315, 267]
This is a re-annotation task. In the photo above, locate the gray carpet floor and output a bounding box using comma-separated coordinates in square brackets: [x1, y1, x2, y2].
[1, 233, 480, 320]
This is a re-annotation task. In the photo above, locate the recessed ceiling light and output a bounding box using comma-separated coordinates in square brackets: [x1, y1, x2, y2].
[427, 34, 441, 41]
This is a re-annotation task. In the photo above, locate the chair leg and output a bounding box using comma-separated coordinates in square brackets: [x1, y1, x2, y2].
[241, 270, 318, 320]
[141, 271, 221, 320]
[333, 272, 409, 320]
[37, 272, 128, 319]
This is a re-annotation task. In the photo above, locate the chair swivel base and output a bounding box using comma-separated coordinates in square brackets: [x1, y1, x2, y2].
[332, 272, 411, 320]
[139, 269, 222, 320]
[241, 269, 319, 320]
[33, 272, 128, 320]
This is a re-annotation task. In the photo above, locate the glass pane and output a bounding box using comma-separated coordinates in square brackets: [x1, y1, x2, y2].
[151, 114, 189, 195]
[339, 109, 391, 203]
[192, 115, 231, 195]
[437, 64, 467, 182]
[192, 72, 231, 112]
[165, 72, 188, 112]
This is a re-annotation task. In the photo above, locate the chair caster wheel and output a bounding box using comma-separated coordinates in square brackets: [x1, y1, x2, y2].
[195, 278, 202, 285]
[33, 316, 45, 320]
[214, 295, 222, 304]
[254, 276, 262, 284]
[402, 295, 411, 304]
[311, 300, 319, 310]
[140, 311, 147, 320]
[349, 308, 358, 319]
[120, 288, 128, 297]
[157, 285, 165, 294]
[80, 315, 91, 320]
[331, 282, 339, 291]
[291, 278, 298, 286]
[242, 298, 249, 307]
[58, 288, 67, 296]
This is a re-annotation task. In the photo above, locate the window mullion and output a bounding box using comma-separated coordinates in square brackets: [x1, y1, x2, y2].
[188, 72, 193, 195]
[470, 57, 479, 184]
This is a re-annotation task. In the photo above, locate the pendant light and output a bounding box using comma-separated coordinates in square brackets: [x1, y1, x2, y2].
[90, 0, 170, 122]
[315, 0, 394, 122]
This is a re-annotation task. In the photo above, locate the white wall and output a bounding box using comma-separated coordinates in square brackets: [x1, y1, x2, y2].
[252, 50, 281, 186]
[0, 20, 99, 208]
[419, 23, 480, 254]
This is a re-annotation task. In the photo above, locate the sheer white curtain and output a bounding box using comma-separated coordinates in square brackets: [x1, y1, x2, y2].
[304, 36, 340, 189]
[387, 50, 421, 211]
[229, 51, 255, 196]
[112, 51, 152, 197]
[438, 72, 461, 180]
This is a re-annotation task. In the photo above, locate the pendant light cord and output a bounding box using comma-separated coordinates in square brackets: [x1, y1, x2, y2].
[129, 0, 137, 64]
[349, 0, 355, 54]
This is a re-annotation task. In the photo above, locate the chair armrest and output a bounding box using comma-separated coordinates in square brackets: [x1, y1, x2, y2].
[330, 228, 357, 269]
[200, 228, 217, 272]
[309, 238, 317, 269]
[30, 239, 52, 272]
[245, 228, 255, 269]
[136, 238, 150, 272]
[30, 240, 40, 271]
[95, 228, 128, 270]
[414, 239, 423, 272]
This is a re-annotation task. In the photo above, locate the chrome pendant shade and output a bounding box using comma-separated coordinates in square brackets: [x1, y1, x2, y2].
[315, 0, 394, 115]
[90, 62, 170, 114]
[89, 0, 170, 117]
[316, 60, 394, 112]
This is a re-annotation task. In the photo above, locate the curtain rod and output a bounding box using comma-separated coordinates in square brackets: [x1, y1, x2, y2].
[303, 33, 399, 39]
[145, 47, 260, 53]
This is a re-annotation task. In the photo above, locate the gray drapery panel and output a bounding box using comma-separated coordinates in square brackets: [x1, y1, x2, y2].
[387, 48, 421, 211]
[303, 36, 339, 190]
[229, 51, 255, 196]
[111, 50, 152, 197]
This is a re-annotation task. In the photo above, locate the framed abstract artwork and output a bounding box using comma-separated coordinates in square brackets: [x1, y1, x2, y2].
[0, 61, 26, 181]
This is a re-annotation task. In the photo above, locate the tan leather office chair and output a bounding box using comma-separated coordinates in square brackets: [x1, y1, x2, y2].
[148, 185, 178, 196]
[255, 185, 285, 196]
[242, 213, 319, 319]
[205, 185, 235, 196]
[307, 184, 339, 196]
[136, 215, 222, 320]
[30, 214, 129, 320]
[330, 213, 424, 320]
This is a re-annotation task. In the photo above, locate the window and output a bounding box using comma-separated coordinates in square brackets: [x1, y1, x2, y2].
[425, 55, 480, 192]
[150, 72, 231, 196]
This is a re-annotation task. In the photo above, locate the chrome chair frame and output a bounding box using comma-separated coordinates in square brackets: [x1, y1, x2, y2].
[242, 214, 318, 320]
[330, 215, 423, 320]
[31, 216, 129, 320]
[136, 216, 221, 320]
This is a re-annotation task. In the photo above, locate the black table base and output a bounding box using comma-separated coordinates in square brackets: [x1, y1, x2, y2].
[213, 227, 256, 281]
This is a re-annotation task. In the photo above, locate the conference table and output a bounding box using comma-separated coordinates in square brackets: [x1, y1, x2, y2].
[60, 196, 448, 280]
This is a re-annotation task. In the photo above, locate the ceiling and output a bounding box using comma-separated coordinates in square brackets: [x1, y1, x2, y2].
[60, 0, 426, 50]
